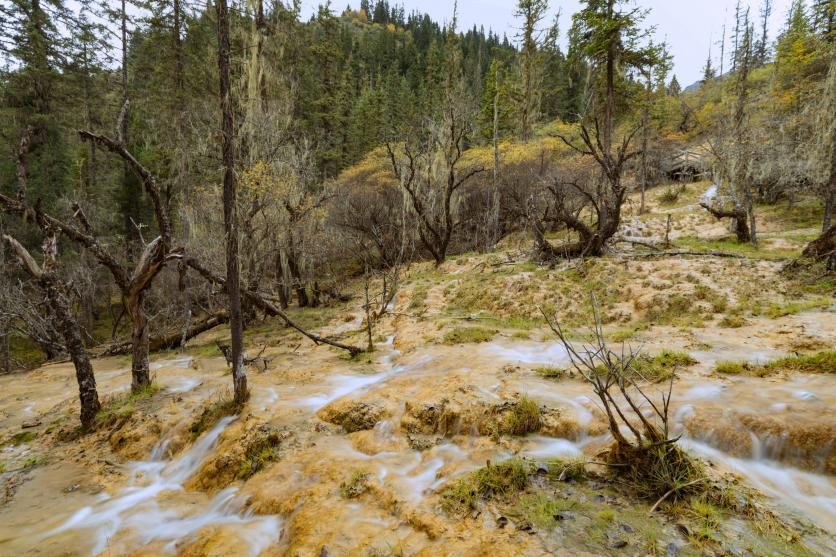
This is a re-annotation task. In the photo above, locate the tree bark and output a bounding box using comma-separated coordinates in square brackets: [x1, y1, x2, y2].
[42, 274, 101, 428]
[216, 0, 248, 405]
[124, 292, 150, 390]
[803, 223, 836, 260]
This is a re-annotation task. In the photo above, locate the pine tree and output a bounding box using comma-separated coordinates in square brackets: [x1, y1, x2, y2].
[755, 0, 773, 65]
[703, 47, 717, 81]
[668, 75, 682, 96]
[811, 0, 835, 40]
[540, 11, 569, 121]
[513, 0, 549, 141]
[477, 59, 513, 141]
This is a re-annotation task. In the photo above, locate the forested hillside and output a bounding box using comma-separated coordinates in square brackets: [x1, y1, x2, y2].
[0, 1, 835, 556]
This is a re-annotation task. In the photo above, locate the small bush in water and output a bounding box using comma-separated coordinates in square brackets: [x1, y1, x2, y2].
[505, 395, 541, 435]
[440, 458, 530, 515]
[340, 470, 371, 499]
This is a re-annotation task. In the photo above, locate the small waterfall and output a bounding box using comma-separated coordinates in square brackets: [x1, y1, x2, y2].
[682, 439, 836, 535]
[43, 416, 280, 556]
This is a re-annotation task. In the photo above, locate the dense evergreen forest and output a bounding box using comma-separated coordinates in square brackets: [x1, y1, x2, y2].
[0, 0, 834, 406]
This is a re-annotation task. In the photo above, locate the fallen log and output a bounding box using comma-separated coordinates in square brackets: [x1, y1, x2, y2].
[623, 250, 749, 259]
[99, 311, 229, 356]
[185, 257, 363, 356]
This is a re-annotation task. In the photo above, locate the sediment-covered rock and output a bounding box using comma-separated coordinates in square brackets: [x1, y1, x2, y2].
[317, 399, 386, 432]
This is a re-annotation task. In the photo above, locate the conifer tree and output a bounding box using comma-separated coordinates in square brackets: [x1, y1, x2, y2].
[513, 0, 549, 141]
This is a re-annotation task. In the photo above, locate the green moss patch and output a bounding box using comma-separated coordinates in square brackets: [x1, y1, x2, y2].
[95, 383, 161, 430]
[441, 326, 496, 345]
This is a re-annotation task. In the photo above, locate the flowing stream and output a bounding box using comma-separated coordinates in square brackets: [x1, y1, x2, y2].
[39, 417, 280, 556]
[1, 331, 834, 553]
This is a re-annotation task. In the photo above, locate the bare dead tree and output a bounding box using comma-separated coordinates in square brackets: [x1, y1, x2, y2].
[700, 199, 751, 243]
[553, 122, 641, 258]
[0, 289, 66, 362]
[541, 299, 703, 502]
[386, 108, 485, 266]
[4, 231, 101, 429]
[1, 121, 183, 392]
[2, 126, 102, 427]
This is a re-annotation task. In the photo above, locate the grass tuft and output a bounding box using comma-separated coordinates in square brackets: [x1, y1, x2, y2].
[95, 383, 161, 429]
[756, 298, 831, 318]
[190, 390, 241, 439]
[630, 350, 697, 383]
[3, 430, 37, 447]
[547, 458, 589, 482]
[441, 326, 496, 345]
[505, 395, 541, 435]
[715, 350, 836, 377]
[440, 458, 530, 515]
[237, 431, 282, 480]
[534, 366, 568, 380]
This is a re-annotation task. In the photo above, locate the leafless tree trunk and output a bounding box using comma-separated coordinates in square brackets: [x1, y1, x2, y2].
[732, 13, 757, 246]
[217, 0, 248, 405]
[363, 271, 373, 352]
[102, 311, 229, 356]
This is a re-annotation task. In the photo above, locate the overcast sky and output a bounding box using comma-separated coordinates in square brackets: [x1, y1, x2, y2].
[301, 0, 794, 87]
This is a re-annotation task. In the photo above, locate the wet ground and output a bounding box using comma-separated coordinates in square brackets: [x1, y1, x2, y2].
[0, 310, 834, 556]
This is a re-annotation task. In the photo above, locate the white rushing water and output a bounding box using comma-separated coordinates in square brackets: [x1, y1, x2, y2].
[42, 417, 280, 556]
[295, 353, 432, 411]
[682, 439, 836, 535]
[484, 341, 570, 366]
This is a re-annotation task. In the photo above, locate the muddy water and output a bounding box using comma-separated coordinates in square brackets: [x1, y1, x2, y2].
[1, 325, 835, 554]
